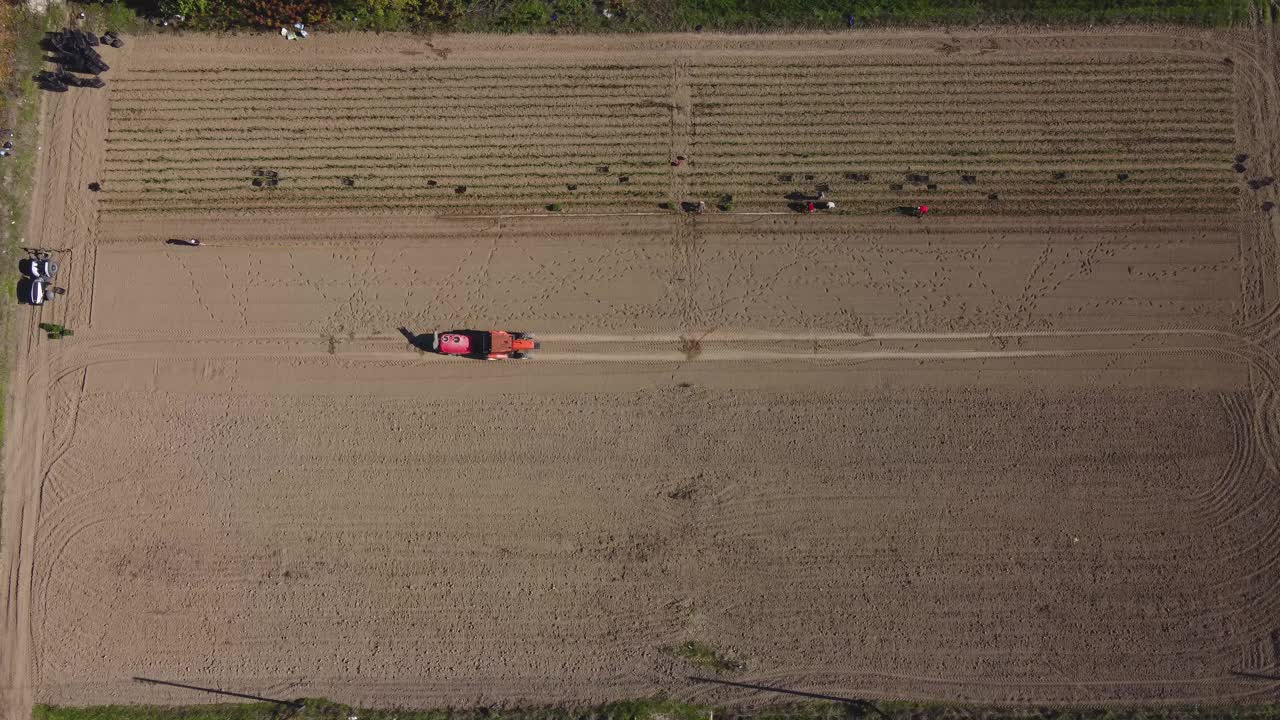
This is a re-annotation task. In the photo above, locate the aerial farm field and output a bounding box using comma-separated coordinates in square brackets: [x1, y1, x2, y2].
[2, 27, 1280, 720]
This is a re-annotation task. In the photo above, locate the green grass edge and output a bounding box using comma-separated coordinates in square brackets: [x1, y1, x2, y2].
[131, 0, 1263, 34]
[30, 698, 1280, 720]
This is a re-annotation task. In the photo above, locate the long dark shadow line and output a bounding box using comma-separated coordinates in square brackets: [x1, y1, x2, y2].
[132, 676, 304, 709]
[1231, 670, 1280, 681]
[687, 676, 888, 719]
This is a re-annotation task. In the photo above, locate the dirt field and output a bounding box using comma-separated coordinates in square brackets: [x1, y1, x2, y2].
[3, 28, 1280, 720]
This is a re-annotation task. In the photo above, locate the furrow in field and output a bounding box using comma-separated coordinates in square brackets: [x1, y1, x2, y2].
[107, 87, 672, 102]
[109, 108, 669, 125]
[106, 124, 669, 138]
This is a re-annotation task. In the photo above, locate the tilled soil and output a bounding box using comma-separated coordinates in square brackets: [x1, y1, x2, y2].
[3, 28, 1280, 720]
[98, 32, 1240, 217]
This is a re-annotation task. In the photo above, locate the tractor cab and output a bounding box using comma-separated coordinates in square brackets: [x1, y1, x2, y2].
[431, 330, 539, 360]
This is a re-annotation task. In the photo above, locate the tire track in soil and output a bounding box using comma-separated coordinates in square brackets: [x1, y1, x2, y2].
[1192, 291, 1280, 662]
[1190, 394, 1262, 525]
[1, 67, 113, 720]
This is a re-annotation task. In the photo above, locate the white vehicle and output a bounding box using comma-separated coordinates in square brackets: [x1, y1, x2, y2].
[18, 251, 63, 305]
[19, 251, 58, 280]
[18, 278, 63, 306]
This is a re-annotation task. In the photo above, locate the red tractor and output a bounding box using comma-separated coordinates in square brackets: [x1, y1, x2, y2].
[431, 330, 539, 360]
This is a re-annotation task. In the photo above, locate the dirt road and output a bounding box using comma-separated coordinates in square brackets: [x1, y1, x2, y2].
[3, 28, 1280, 720]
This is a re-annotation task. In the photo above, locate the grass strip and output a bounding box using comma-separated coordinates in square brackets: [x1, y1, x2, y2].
[32, 698, 1280, 720]
[0, 0, 65, 525]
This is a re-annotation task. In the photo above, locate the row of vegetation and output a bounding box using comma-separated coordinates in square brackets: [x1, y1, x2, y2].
[32, 697, 1280, 720]
[0, 5, 48, 254]
[84, 0, 1266, 37]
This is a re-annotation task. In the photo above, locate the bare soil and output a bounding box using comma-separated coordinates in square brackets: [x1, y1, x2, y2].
[3, 28, 1280, 720]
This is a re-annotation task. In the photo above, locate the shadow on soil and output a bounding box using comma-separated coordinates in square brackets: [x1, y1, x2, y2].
[688, 676, 887, 718]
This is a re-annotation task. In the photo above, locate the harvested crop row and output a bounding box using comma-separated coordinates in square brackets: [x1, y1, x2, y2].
[691, 71, 1231, 86]
[696, 137, 1228, 150]
[105, 129, 670, 144]
[110, 109, 664, 125]
[99, 42, 1239, 218]
[694, 172, 1227, 191]
[105, 123, 664, 139]
[107, 91, 664, 106]
[99, 168, 1221, 193]
[118, 63, 667, 76]
[693, 77, 1229, 92]
[692, 145, 1231, 163]
[696, 92, 1229, 107]
[110, 108, 1232, 126]
[96, 202, 1236, 220]
[102, 59, 672, 214]
[694, 105, 1229, 121]
[688, 58, 1228, 71]
[686, 52, 1234, 215]
[693, 118, 1231, 131]
[96, 178, 669, 196]
[108, 119, 1230, 139]
[103, 158, 665, 173]
[103, 152, 668, 169]
[697, 182, 1232, 197]
[688, 66, 1229, 81]
[96, 189, 1235, 213]
[694, 185, 1234, 213]
[110, 78, 670, 93]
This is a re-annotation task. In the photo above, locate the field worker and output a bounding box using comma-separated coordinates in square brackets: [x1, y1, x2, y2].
[697, 201, 706, 214]
[917, 205, 930, 216]
[806, 201, 816, 213]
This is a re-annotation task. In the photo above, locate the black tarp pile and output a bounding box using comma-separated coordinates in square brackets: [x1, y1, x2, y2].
[36, 70, 106, 92]
[37, 29, 122, 92]
[252, 169, 281, 188]
[35, 69, 101, 92]
[48, 29, 109, 74]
